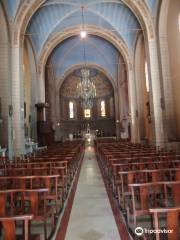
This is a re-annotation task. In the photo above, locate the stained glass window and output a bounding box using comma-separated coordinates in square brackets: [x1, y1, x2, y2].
[69, 101, 74, 119]
[84, 109, 91, 118]
[101, 100, 106, 117]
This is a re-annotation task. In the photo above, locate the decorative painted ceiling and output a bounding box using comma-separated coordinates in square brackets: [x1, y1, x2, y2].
[3, 0, 158, 81]
[47, 35, 119, 81]
[4, 0, 158, 20]
[26, 0, 141, 54]
[3, 0, 21, 19]
[60, 68, 113, 98]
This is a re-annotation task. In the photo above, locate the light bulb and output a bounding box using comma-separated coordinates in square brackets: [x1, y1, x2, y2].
[80, 30, 87, 39]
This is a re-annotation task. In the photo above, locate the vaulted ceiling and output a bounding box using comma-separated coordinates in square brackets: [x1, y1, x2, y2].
[26, 0, 141, 54]
[47, 35, 119, 81]
[4, 0, 158, 20]
[2, 0, 159, 82]
[3, 1, 158, 54]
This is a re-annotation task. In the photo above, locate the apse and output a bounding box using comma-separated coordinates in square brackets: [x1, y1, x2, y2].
[46, 66, 116, 140]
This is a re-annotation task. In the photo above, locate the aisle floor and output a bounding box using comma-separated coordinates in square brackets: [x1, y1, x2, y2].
[65, 146, 120, 240]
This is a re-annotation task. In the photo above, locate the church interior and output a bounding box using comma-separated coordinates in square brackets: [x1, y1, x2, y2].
[0, 0, 180, 239]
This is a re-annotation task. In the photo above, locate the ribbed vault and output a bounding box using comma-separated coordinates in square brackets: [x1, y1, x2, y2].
[4, 0, 158, 20]
[26, 0, 141, 54]
[46, 35, 119, 81]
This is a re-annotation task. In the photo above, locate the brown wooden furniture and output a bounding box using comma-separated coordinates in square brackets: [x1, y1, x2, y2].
[149, 207, 180, 240]
[0, 215, 33, 240]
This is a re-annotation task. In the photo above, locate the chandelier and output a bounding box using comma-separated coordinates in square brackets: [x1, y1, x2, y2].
[77, 69, 96, 109]
[77, 69, 96, 97]
[76, 6, 96, 109]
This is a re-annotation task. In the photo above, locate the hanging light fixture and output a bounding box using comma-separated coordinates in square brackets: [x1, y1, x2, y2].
[80, 30, 87, 39]
[77, 6, 96, 109]
[77, 69, 96, 109]
[77, 69, 96, 99]
[80, 6, 87, 39]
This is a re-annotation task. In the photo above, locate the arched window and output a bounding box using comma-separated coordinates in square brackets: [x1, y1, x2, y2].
[69, 101, 74, 119]
[84, 109, 91, 118]
[145, 61, 149, 92]
[101, 100, 106, 117]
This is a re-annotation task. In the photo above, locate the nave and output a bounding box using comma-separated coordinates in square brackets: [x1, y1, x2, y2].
[65, 145, 120, 240]
[1, 138, 180, 240]
[0, 0, 180, 239]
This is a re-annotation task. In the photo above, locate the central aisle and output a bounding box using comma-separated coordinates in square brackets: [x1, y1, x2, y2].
[65, 146, 120, 240]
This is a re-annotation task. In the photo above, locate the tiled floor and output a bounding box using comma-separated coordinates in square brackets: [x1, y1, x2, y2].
[65, 145, 120, 240]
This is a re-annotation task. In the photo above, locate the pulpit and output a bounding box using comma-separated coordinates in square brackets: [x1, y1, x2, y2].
[35, 103, 54, 146]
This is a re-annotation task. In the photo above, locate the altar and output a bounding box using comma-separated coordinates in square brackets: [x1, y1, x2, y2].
[82, 130, 95, 146]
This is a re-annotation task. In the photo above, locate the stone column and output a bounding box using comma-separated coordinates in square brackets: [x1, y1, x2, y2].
[11, 44, 25, 156]
[158, 0, 176, 141]
[118, 56, 130, 140]
[38, 69, 46, 103]
[0, 42, 13, 158]
[114, 87, 121, 140]
[127, 68, 140, 143]
[148, 39, 166, 147]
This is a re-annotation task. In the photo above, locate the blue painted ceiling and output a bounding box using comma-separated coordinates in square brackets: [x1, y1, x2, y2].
[47, 35, 119, 81]
[4, 0, 158, 20]
[3, 0, 159, 54]
[3, 0, 21, 19]
[146, 0, 158, 14]
[26, 0, 142, 55]
[3, 0, 158, 81]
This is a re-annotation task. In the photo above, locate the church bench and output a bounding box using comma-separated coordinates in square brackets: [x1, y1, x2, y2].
[110, 162, 180, 196]
[0, 167, 68, 203]
[149, 207, 180, 240]
[99, 154, 180, 193]
[2, 151, 82, 190]
[0, 188, 54, 239]
[0, 175, 60, 215]
[3, 159, 76, 183]
[0, 215, 34, 240]
[117, 169, 180, 209]
[126, 181, 180, 232]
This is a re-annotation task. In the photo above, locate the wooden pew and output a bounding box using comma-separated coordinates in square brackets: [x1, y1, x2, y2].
[127, 181, 180, 229]
[0, 175, 60, 215]
[0, 188, 52, 239]
[0, 215, 33, 240]
[117, 168, 180, 208]
[111, 161, 180, 195]
[149, 207, 180, 240]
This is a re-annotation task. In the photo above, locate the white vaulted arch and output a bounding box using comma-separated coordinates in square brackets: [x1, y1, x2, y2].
[9, 0, 165, 155]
